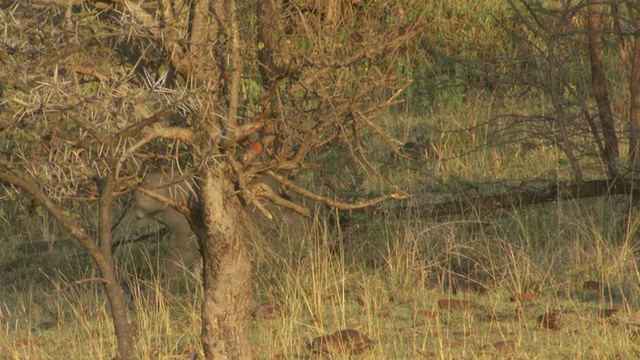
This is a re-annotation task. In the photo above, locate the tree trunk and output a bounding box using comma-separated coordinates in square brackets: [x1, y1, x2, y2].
[256, 0, 289, 158]
[97, 175, 134, 359]
[0, 171, 134, 359]
[629, 28, 640, 170]
[195, 167, 253, 359]
[257, 0, 287, 88]
[587, 3, 619, 178]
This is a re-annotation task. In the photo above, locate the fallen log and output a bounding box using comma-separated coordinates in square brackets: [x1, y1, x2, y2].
[374, 178, 640, 219]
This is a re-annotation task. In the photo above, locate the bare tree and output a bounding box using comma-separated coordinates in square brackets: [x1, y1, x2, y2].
[624, 4, 640, 170]
[502, 0, 640, 180]
[587, 2, 619, 177]
[0, 0, 417, 358]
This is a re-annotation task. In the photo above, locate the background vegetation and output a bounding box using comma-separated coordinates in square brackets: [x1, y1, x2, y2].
[3, 0, 640, 358]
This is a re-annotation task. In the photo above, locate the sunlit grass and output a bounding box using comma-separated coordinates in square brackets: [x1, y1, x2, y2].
[5, 186, 640, 358]
[4, 89, 640, 358]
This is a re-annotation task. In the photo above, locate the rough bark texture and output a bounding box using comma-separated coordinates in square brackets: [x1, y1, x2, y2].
[587, 3, 619, 177]
[630, 33, 640, 170]
[97, 175, 134, 359]
[257, 0, 286, 88]
[196, 167, 253, 359]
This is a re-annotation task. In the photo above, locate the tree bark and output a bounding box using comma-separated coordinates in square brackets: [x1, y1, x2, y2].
[195, 167, 253, 359]
[377, 178, 640, 219]
[587, 3, 619, 178]
[97, 175, 134, 359]
[257, 0, 287, 88]
[629, 25, 640, 170]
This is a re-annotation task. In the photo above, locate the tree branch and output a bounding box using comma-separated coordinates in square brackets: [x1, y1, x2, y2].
[115, 126, 197, 176]
[266, 170, 408, 211]
[0, 168, 101, 258]
[252, 181, 311, 218]
[134, 184, 192, 218]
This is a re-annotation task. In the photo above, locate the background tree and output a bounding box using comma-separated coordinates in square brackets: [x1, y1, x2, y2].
[0, 0, 417, 358]
[503, 0, 638, 181]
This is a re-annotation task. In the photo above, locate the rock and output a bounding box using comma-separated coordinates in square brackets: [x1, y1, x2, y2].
[583, 280, 601, 291]
[251, 301, 286, 319]
[308, 329, 373, 355]
[538, 310, 562, 330]
[599, 308, 618, 319]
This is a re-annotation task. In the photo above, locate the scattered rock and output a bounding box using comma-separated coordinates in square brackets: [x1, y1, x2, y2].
[38, 321, 57, 330]
[446, 256, 495, 295]
[509, 292, 540, 302]
[538, 310, 562, 330]
[438, 299, 477, 311]
[599, 308, 618, 319]
[308, 329, 373, 356]
[393, 138, 439, 161]
[251, 301, 285, 319]
[583, 280, 601, 291]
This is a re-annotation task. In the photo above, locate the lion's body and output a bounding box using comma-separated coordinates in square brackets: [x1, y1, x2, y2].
[133, 172, 307, 277]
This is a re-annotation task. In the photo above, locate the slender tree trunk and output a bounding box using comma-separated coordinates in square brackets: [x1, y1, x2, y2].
[195, 167, 253, 359]
[256, 0, 288, 156]
[257, 0, 286, 88]
[629, 30, 640, 171]
[587, 3, 619, 178]
[0, 171, 134, 359]
[97, 175, 134, 359]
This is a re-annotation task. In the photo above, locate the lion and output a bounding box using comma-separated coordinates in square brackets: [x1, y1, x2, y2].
[133, 172, 306, 278]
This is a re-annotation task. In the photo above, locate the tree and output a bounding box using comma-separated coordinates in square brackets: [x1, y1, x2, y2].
[622, 3, 640, 170]
[503, 0, 640, 181]
[586, 1, 619, 178]
[0, 0, 417, 358]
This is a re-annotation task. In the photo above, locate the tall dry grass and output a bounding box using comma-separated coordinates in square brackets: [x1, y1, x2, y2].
[2, 183, 640, 358]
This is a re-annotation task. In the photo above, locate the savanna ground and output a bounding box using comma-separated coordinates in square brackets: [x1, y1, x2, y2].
[4, 1, 640, 359]
[3, 94, 640, 359]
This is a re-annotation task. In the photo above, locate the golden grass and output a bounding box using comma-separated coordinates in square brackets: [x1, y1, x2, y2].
[3, 193, 640, 359]
[2, 95, 640, 358]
